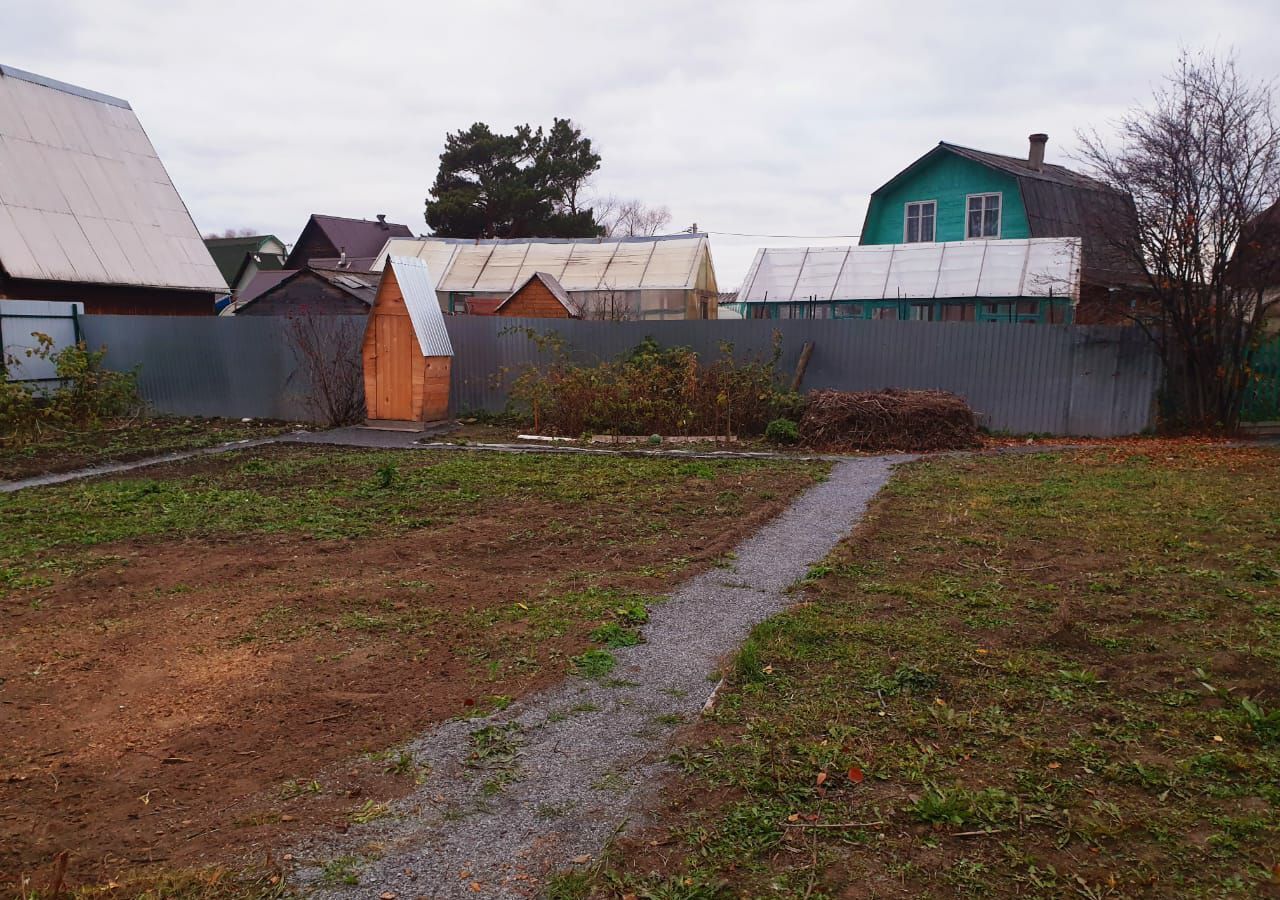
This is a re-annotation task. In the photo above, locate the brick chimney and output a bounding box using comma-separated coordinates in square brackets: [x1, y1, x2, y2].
[1028, 133, 1048, 171]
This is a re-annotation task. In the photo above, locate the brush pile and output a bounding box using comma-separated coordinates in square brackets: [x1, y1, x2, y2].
[798, 389, 981, 452]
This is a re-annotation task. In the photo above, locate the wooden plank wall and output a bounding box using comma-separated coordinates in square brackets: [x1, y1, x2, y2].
[497, 280, 570, 318]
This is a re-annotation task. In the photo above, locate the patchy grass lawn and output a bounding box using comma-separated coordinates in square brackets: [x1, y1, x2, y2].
[0, 416, 294, 481]
[572, 446, 1280, 898]
[0, 446, 826, 896]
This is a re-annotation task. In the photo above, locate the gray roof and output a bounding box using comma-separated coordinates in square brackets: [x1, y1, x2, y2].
[496, 271, 580, 316]
[938, 142, 1115, 192]
[0, 64, 226, 293]
[387, 255, 453, 357]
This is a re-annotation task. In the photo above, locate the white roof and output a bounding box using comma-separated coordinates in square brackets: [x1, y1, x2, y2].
[371, 234, 712, 293]
[738, 238, 1081, 303]
[386, 256, 453, 357]
[0, 65, 225, 292]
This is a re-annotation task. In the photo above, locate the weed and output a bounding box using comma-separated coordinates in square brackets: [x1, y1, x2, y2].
[1241, 698, 1280, 743]
[319, 854, 361, 886]
[279, 778, 322, 800]
[349, 800, 390, 824]
[467, 722, 523, 767]
[572, 649, 617, 678]
[590, 621, 642, 648]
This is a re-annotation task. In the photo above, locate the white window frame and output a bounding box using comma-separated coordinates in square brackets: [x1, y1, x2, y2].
[965, 192, 1002, 239]
[903, 200, 937, 243]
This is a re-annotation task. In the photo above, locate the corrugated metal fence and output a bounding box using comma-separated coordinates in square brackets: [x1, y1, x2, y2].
[81, 315, 1161, 436]
[1, 300, 83, 386]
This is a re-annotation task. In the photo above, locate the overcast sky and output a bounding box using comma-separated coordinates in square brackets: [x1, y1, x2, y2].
[3, 0, 1277, 287]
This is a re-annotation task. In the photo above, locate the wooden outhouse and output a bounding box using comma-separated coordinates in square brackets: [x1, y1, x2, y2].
[494, 271, 580, 318]
[362, 256, 454, 427]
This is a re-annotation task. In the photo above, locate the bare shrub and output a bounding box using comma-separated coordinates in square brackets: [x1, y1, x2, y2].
[509, 334, 802, 438]
[285, 314, 366, 426]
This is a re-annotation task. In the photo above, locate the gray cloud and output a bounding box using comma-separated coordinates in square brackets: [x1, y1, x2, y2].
[2, 0, 1276, 285]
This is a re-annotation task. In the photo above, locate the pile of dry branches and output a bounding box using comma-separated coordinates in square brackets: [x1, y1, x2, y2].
[799, 389, 981, 452]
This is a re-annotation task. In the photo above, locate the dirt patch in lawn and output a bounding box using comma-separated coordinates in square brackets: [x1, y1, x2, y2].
[0, 446, 824, 892]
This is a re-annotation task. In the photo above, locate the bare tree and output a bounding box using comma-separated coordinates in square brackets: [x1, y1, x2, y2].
[203, 227, 259, 239]
[576, 286, 636, 321]
[1078, 50, 1280, 430]
[595, 196, 673, 238]
[284, 314, 366, 426]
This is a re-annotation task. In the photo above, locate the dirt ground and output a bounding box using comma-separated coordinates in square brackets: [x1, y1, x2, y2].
[0, 446, 823, 893]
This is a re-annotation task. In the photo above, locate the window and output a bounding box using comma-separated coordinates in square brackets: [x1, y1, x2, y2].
[904, 201, 936, 243]
[966, 193, 1001, 239]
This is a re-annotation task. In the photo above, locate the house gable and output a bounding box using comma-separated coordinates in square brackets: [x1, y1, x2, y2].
[861, 149, 1030, 246]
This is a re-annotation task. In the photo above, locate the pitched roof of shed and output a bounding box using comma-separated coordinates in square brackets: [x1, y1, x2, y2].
[232, 266, 378, 313]
[496, 271, 580, 316]
[385, 256, 453, 357]
[287, 214, 413, 267]
[0, 64, 226, 293]
[370, 233, 715, 294]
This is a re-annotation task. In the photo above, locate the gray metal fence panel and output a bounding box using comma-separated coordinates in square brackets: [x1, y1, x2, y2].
[444, 318, 1160, 436]
[1, 300, 83, 385]
[78, 314, 1161, 435]
[81, 314, 367, 422]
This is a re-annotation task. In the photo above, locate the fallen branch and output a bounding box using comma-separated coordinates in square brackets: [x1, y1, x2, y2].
[783, 820, 884, 830]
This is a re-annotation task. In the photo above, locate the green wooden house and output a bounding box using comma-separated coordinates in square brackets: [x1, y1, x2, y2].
[738, 136, 1138, 323]
[857, 134, 1138, 323]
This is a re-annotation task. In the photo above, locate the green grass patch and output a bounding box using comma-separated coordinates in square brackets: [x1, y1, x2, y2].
[574, 446, 1280, 896]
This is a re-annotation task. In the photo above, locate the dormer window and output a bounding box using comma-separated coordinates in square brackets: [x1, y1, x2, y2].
[966, 193, 1001, 238]
[904, 201, 936, 243]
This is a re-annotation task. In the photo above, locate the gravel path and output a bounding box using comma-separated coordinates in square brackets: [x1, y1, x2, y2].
[294, 454, 906, 899]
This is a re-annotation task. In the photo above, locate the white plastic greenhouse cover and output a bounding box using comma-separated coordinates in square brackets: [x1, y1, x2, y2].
[371, 234, 712, 293]
[737, 238, 1081, 303]
[0, 65, 226, 292]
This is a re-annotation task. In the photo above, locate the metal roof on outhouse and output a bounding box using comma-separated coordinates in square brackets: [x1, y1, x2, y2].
[370, 233, 713, 293]
[386, 256, 453, 357]
[0, 64, 226, 292]
[737, 237, 1082, 303]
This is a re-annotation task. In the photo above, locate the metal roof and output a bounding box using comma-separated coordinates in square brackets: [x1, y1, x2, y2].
[495, 271, 580, 316]
[285, 214, 413, 268]
[370, 233, 713, 293]
[737, 238, 1082, 303]
[387, 256, 453, 357]
[0, 64, 227, 292]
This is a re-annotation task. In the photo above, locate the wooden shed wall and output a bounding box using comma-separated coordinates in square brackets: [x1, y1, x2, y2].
[361, 266, 450, 424]
[498, 280, 572, 318]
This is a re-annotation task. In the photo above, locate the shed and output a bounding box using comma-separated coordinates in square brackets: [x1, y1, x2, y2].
[233, 266, 377, 316]
[362, 256, 453, 427]
[494, 271, 580, 318]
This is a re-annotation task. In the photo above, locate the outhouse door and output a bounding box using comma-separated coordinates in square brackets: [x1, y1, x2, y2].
[368, 306, 415, 422]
